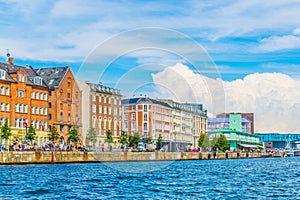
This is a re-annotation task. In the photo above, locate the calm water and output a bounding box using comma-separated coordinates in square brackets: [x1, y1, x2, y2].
[1, 157, 300, 199]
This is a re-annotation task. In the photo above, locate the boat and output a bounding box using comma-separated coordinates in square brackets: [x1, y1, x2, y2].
[293, 141, 300, 156]
[284, 141, 294, 157]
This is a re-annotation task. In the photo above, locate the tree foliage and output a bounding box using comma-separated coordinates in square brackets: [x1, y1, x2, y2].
[86, 128, 97, 147]
[202, 134, 211, 150]
[27, 125, 36, 142]
[198, 134, 206, 147]
[0, 119, 11, 144]
[105, 130, 113, 143]
[145, 133, 153, 144]
[49, 126, 60, 142]
[157, 134, 163, 143]
[128, 132, 139, 147]
[118, 131, 128, 147]
[67, 126, 80, 144]
[214, 134, 229, 152]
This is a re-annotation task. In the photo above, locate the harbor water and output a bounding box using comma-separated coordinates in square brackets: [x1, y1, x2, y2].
[1, 157, 300, 199]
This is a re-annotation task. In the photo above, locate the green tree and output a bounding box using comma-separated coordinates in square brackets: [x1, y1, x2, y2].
[49, 126, 60, 142]
[198, 134, 206, 148]
[86, 128, 97, 149]
[118, 131, 128, 149]
[128, 132, 139, 147]
[211, 135, 218, 149]
[67, 126, 80, 145]
[27, 125, 36, 143]
[202, 135, 211, 150]
[105, 130, 113, 143]
[0, 119, 12, 145]
[157, 134, 163, 143]
[145, 133, 153, 144]
[214, 134, 229, 152]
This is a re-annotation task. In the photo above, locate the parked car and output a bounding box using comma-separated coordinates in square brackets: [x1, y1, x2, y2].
[137, 142, 145, 152]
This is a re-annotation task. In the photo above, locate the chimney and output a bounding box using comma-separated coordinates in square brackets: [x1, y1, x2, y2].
[7, 57, 14, 66]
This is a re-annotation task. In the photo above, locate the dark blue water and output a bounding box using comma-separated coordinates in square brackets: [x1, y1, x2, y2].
[1, 157, 300, 199]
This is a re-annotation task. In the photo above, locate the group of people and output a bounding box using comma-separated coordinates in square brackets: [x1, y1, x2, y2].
[0, 139, 87, 152]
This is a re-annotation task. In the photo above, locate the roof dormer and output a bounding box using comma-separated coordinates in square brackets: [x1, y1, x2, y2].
[34, 76, 43, 85]
[0, 69, 6, 80]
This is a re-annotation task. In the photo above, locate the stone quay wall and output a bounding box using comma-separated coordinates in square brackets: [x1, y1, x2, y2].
[0, 151, 262, 165]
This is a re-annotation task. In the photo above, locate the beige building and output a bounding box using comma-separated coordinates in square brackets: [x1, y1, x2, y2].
[78, 81, 122, 148]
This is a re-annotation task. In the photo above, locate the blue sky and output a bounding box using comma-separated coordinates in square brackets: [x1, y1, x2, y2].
[1, 0, 300, 132]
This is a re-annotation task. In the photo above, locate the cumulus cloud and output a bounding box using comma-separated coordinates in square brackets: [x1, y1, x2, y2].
[152, 63, 300, 133]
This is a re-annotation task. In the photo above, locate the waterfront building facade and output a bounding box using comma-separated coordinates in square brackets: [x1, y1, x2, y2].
[256, 133, 300, 149]
[77, 81, 122, 147]
[0, 60, 49, 145]
[36, 67, 82, 144]
[122, 97, 172, 142]
[208, 114, 252, 133]
[208, 128, 260, 150]
[162, 100, 207, 150]
[216, 112, 254, 134]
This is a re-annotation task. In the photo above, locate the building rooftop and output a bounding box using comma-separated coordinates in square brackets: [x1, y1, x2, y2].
[208, 118, 251, 123]
[35, 66, 69, 89]
[122, 97, 172, 108]
[86, 82, 122, 96]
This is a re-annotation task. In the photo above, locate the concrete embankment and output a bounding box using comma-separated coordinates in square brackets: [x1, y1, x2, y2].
[0, 151, 262, 165]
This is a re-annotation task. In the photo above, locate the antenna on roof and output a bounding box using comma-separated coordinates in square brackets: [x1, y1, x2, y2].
[6, 49, 10, 58]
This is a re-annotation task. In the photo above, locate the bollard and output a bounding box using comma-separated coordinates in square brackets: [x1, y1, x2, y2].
[225, 152, 228, 159]
[199, 152, 202, 160]
[51, 151, 55, 164]
[208, 153, 211, 159]
[213, 151, 216, 159]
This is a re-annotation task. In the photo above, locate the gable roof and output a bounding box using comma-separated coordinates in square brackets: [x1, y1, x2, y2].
[35, 66, 69, 89]
[0, 62, 48, 87]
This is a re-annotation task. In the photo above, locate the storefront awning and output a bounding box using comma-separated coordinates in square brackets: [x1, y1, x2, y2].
[238, 143, 259, 148]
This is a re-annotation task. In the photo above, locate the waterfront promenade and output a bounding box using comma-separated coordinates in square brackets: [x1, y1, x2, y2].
[0, 151, 262, 165]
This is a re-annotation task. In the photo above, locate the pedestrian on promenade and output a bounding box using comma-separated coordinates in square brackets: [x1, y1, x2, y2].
[102, 143, 105, 152]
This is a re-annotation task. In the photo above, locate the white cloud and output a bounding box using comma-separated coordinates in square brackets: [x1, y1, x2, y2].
[152, 63, 300, 133]
[254, 35, 300, 52]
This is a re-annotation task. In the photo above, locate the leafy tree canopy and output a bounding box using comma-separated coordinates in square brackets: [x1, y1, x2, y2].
[128, 132, 139, 147]
[118, 131, 128, 147]
[27, 125, 36, 142]
[214, 134, 229, 152]
[67, 126, 80, 144]
[105, 130, 113, 143]
[86, 128, 97, 146]
[49, 126, 60, 142]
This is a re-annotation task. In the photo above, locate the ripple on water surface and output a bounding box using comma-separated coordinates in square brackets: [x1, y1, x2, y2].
[1, 158, 300, 199]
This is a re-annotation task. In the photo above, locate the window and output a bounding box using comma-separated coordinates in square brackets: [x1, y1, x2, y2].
[108, 97, 111, 104]
[5, 103, 9, 112]
[0, 86, 4, 95]
[5, 87, 9, 95]
[68, 113, 70, 121]
[15, 118, 19, 128]
[48, 103, 52, 108]
[92, 104, 96, 113]
[92, 95, 96, 101]
[31, 106, 34, 114]
[40, 108, 43, 115]
[60, 112, 63, 121]
[18, 91, 24, 98]
[114, 108, 117, 115]
[34, 77, 42, 85]
[143, 123, 148, 131]
[144, 113, 148, 121]
[44, 93, 47, 101]
[0, 118, 4, 126]
[60, 125, 63, 132]
[99, 106, 102, 113]
[114, 98, 117, 105]
[31, 91, 35, 99]
[19, 104, 23, 113]
[0, 103, 4, 111]
[48, 114, 52, 120]
[24, 104, 28, 113]
[108, 108, 111, 115]
[92, 116, 96, 128]
[67, 82, 71, 88]
[36, 107, 39, 114]
[67, 93, 71, 99]
[44, 108, 47, 115]
[99, 95, 102, 103]
[144, 105, 147, 112]
[103, 107, 107, 114]
[40, 92, 43, 100]
[31, 120, 35, 127]
[132, 113, 136, 120]
[0, 70, 6, 79]
[36, 92, 39, 99]
[36, 120, 39, 130]
[15, 104, 19, 112]
[104, 96, 106, 103]
[18, 74, 25, 82]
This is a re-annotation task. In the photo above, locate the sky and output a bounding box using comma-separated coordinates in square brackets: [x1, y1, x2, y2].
[0, 0, 300, 133]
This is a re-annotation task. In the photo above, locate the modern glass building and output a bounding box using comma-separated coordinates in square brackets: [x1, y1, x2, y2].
[256, 133, 300, 149]
[208, 128, 260, 150]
